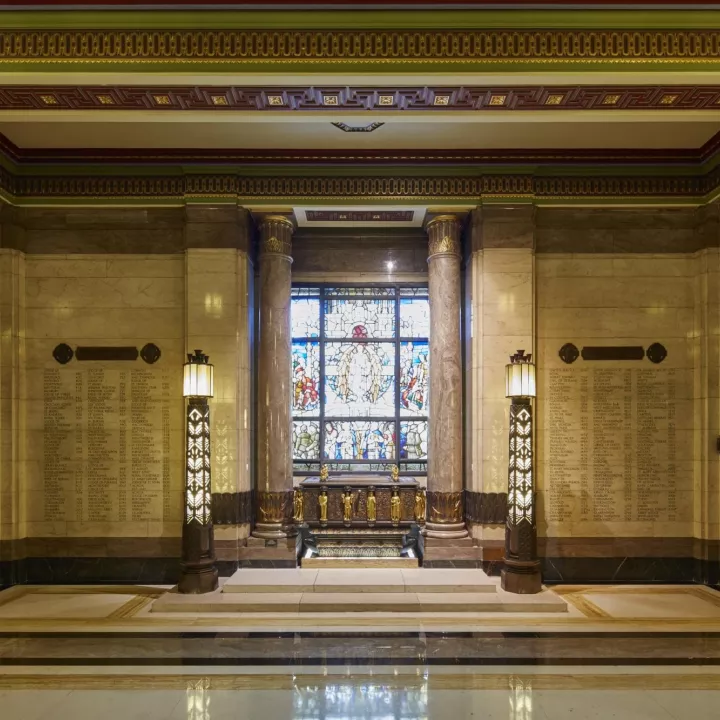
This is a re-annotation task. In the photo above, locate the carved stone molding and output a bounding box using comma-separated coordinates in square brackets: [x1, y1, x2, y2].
[212, 491, 253, 526]
[464, 491, 508, 525]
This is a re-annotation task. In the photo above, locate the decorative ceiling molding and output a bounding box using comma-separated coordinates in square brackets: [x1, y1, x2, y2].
[1, 131, 719, 166]
[0, 30, 719, 66]
[331, 122, 385, 133]
[0, 170, 714, 204]
[4, 85, 720, 112]
[2, 1, 718, 6]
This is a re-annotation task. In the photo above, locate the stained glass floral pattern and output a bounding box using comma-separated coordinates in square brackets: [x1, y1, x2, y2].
[292, 341, 320, 416]
[400, 341, 429, 416]
[399, 298, 430, 338]
[324, 421, 396, 460]
[400, 420, 428, 460]
[293, 421, 320, 460]
[291, 298, 320, 338]
[324, 299, 395, 338]
[325, 341, 395, 417]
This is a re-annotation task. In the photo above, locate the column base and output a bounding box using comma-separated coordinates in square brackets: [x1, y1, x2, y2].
[178, 564, 219, 594]
[252, 522, 288, 540]
[423, 521, 469, 540]
[501, 558, 542, 594]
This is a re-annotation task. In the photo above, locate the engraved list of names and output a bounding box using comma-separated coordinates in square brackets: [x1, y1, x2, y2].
[545, 366, 686, 526]
[42, 365, 172, 524]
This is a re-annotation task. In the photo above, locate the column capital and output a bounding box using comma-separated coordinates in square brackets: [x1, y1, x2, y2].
[425, 214, 462, 259]
[258, 214, 295, 257]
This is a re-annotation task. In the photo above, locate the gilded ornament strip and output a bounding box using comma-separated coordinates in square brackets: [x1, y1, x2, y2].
[1, 29, 720, 65]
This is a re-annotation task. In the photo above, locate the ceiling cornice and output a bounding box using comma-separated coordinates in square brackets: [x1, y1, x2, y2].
[1, 27, 720, 72]
[4, 84, 720, 112]
[2, 131, 720, 167]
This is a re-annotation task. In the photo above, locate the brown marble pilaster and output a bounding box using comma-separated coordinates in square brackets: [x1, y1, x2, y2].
[425, 215, 468, 539]
[254, 215, 295, 539]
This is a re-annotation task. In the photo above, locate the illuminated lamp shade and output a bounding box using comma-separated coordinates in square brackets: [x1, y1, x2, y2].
[183, 350, 214, 398]
[505, 351, 536, 399]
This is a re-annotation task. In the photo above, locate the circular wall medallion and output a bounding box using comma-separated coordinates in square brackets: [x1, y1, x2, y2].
[558, 343, 580, 365]
[646, 342, 668, 364]
[140, 343, 161, 364]
[52, 343, 74, 365]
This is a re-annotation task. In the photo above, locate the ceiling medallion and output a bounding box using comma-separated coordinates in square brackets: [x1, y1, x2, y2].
[331, 122, 385, 133]
[378, 95, 395, 106]
[489, 95, 507, 106]
[267, 95, 285, 105]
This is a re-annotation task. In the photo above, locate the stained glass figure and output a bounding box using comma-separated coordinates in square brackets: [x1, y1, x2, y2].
[293, 421, 320, 460]
[324, 299, 395, 338]
[291, 298, 320, 338]
[400, 298, 430, 338]
[324, 421, 396, 460]
[325, 341, 395, 417]
[400, 341, 429, 416]
[400, 420, 428, 460]
[292, 340, 320, 416]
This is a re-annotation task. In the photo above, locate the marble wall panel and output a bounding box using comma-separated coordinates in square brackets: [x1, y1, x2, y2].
[536, 251, 697, 541]
[23, 253, 186, 542]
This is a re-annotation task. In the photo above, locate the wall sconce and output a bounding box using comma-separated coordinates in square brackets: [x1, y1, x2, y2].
[178, 349, 218, 594]
[502, 349, 541, 594]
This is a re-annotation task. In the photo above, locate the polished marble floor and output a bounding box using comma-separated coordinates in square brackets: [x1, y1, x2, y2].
[1, 583, 720, 718]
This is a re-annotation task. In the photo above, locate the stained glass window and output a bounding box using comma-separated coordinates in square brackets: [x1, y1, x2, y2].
[292, 340, 320, 416]
[400, 341, 429, 416]
[291, 285, 428, 476]
[325, 342, 395, 417]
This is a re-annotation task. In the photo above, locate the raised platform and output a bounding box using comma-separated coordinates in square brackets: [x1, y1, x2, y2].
[151, 568, 568, 614]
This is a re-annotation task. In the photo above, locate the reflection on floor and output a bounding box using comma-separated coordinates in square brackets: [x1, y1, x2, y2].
[1, 582, 720, 718]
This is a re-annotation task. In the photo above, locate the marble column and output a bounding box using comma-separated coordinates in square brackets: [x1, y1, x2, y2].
[425, 215, 468, 539]
[254, 215, 295, 539]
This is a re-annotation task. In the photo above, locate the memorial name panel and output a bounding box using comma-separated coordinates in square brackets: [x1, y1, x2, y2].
[545, 365, 687, 527]
[42, 365, 173, 523]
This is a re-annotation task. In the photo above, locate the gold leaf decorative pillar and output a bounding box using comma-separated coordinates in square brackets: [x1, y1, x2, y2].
[253, 215, 295, 539]
[425, 215, 468, 539]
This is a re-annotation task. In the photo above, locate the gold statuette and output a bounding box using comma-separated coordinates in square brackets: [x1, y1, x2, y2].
[391, 464, 399, 482]
[342, 488, 354, 525]
[414, 489, 426, 523]
[320, 464, 329, 482]
[293, 489, 304, 523]
[367, 489, 376, 525]
[391, 490, 401, 526]
[318, 490, 328, 525]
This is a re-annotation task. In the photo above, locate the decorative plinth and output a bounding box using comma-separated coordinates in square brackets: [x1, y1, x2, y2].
[423, 521, 468, 540]
[501, 558, 542, 595]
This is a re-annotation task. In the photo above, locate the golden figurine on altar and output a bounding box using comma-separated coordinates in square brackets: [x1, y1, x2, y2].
[318, 490, 328, 524]
[342, 488, 354, 525]
[390, 489, 401, 526]
[320, 464, 329, 482]
[391, 464, 399, 482]
[367, 488, 376, 524]
[414, 488, 426, 523]
[293, 488, 304, 523]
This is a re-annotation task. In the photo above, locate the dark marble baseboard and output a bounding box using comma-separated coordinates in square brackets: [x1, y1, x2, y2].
[212, 491, 253, 525]
[542, 556, 697, 584]
[464, 491, 507, 525]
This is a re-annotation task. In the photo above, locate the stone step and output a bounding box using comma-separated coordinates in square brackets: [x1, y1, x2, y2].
[151, 588, 567, 614]
[221, 568, 498, 594]
[302, 558, 419, 569]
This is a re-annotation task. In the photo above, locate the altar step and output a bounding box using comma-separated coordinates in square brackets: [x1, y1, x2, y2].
[151, 569, 568, 614]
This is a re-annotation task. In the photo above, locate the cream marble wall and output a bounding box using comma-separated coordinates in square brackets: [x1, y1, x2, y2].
[23, 253, 186, 540]
[185, 248, 253, 542]
[535, 253, 697, 540]
[0, 249, 24, 547]
[467, 246, 535, 541]
[693, 248, 720, 545]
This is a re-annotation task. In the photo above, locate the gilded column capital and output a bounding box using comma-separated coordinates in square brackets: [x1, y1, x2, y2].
[425, 214, 462, 259]
[259, 214, 295, 258]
